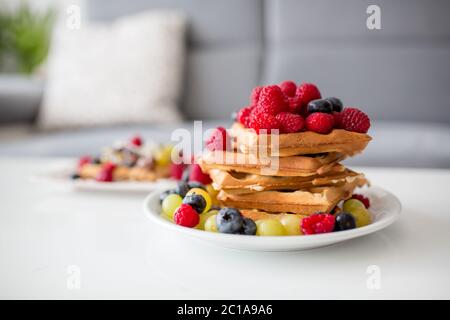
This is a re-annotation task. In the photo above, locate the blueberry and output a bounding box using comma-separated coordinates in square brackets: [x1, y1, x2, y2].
[325, 97, 343, 112]
[307, 99, 333, 114]
[182, 194, 206, 213]
[71, 173, 80, 180]
[181, 167, 191, 182]
[175, 181, 190, 197]
[241, 218, 257, 235]
[334, 212, 356, 231]
[187, 181, 206, 190]
[159, 189, 176, 204]
[216, 207, 244, 234]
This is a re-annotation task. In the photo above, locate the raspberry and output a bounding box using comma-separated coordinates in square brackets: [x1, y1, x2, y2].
[174, 204, 200, 228]
[78, 156, 92, 169]
[248, 109, 281, 134]
[275, 112, 304, 133]
[103, 162, 116, 172]
[256, 85, 287, 115]
[286, 95, 302, 113]
[351, 194, 370, 209]
[237, 106, 254, 127]
[130, 135, 142, 146]
[189, 163, 212, 185]
[95, 163, 115, 182]
[332, 111, 342, 129]
[279, 80, 297, 97]
[250, 86, 263, 106]
[340, 108, 371, 133]
[296, 83, 321, 110]
[301, 213, 335, 235]
[170, 163, 185, 180]
[206, 127, 230, 151]
[305, 112, 334, 134]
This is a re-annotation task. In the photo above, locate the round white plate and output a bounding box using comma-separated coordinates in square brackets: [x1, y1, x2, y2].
[143, 186, 401, 251]
[32, 166, 176, 192]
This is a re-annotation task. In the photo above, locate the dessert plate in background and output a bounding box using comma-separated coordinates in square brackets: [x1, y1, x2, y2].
[143, 186, 401, 251]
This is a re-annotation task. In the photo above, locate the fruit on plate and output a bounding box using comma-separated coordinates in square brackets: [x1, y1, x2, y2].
[173, 204, 199, 228]
[186, 188, 212, 213]
[197, 210, 218, 230]
[162, 194, 183, 220]
[204, 214, 218, 232]
[256, 219, 286, 236]
[216, 207, 244, 234]
[241, 218, 257, 235]
[343, 199, 371, 228]
[280, 215, 303, 235]
[301, 213, 335, 235]
[334, 212, 356, 231]
[182, 194, 207, 213]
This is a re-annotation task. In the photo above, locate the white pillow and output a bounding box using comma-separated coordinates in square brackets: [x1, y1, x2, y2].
[38, 10, 186, 129]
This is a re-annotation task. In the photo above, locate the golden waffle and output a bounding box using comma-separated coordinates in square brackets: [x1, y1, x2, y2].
[199, 150, 345, 177]
[209, 167, 360, 194]
[217, 174, 367, 214]
[79, 164, 170, 181]
[230, 122, 372, 157]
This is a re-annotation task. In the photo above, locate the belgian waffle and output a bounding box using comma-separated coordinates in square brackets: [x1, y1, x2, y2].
[230, 122, 372, 157]
[217, 173, 367, 214]
[199, 150, 345, 177]
[79, 164, 170, 181]
[208, 167, 361, 194]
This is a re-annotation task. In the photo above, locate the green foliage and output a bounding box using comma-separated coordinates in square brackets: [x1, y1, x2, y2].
[0, 4, 54, 74]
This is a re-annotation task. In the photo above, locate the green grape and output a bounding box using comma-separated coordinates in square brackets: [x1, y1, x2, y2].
[162, 194, 183, 220]
[155, 145, 173, 166]
[280, 215, 303, 235]
[350, 207, 371, 228]
[343, 199, 365, 212]
[196, 210, 218, 230]
[204, 214, 218, 232]
[256, 219, 286, 236]
[186, 188, 211, 213]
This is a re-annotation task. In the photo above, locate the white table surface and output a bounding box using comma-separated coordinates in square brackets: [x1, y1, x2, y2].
[1, 157, 449, 299]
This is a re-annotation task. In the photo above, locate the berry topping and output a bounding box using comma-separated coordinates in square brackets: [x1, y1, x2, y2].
[256, 85, 287, 115]
[241, 218, 257, 235]
[305, 112, 335, 134]
[301, 213, 335, 235]
[182, 194, 207, 213]
[186, 188, 212, 213]
[130, 135, 142, 147]
[279, 80, 297, 97]
[351, 194, 370, 208]
[250, 86, 263, 106]
[296, 83, 321, 110]
[170, 163, 185, 180]
[340, 108, 371, 133]
[334, 212, 356, 231]
[343, 199, 371, 228]
[78, 156, 92, 169]
[175, 181, 190, 197]
[248, 109, 281, 134]
[332, 111, 342, 128]
[275, 112, 305, 133]
[174, 204, 200, 228]
[95, 163, 115, 182]
[325, 97, 343, 112]
[236, 105, 253, 127]
[286, 95, 302, 113]
[103, 162, 116, 172]
[206, 127, 230, 151]
[307, 99, 333, 114]
[189, 163, 212, 185]
[216, 207, 244, 234]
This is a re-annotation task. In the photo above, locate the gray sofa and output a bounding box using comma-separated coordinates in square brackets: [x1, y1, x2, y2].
[1, 0, 449, 168]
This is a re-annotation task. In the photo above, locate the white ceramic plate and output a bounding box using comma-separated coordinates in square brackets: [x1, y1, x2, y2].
[143, 186, 401, 251]
[32, 166, 176, 192]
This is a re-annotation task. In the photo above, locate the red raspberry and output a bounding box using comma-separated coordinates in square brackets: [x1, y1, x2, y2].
[237, 106, 254, 127]
[174, 204, 200, 228]
[78, 156, 91, 169]
[170, 163, 185, 180]
[248, 109, 281, 134]
[103, 162, 116, 172]
[130, 135, 142, 146]
[189, 163, 212, 185]
[279, 80, 297, 97]
[206, 127, 230, 151]
[250, 86, 263, 106]
[305, 112, 334, 134]
[275, 112, 304, 133]
[296, 83, 321, 110]
[351, 194, 370, 208]
[301, 213, 335, 235]
[340, 108, 371, 133]
[95, 163, 116, 182]
[332, 111, 342, 129]
[256, 85, 287, 115]
[287, 95, 302, 113]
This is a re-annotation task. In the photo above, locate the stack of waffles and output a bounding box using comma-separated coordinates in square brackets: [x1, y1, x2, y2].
[199, 122, 372, 220]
